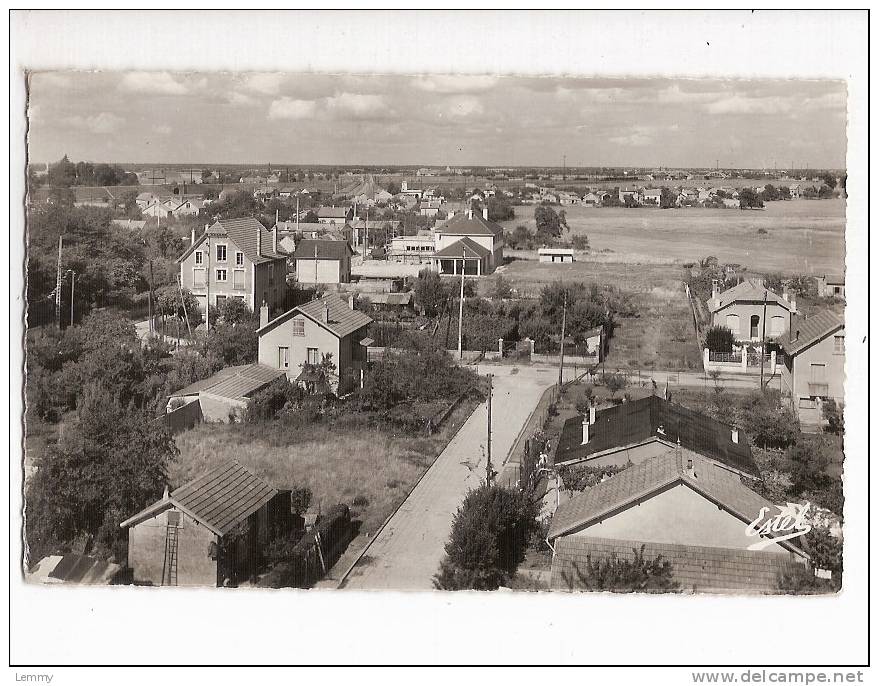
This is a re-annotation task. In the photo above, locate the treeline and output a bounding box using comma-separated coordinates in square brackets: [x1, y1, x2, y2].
[34, 155, 139, 187]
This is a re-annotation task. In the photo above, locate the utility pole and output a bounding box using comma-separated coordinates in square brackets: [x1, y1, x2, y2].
[54, 235, 63, 328]
[759, 289, 768, 390]
[457, 267, 466, 360]
[486, 373, 493, 486]
[67, 270, 75, 327]
[558, 289, 567, 387]
[177, 274, 193, 338]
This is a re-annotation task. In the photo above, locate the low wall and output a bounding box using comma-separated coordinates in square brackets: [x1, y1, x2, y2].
[531, 353, 599, 366]
[162, 398, 203, 434]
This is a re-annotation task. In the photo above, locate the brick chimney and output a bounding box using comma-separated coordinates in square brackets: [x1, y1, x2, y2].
[191, 227, 196, 244]
[323, 304, 330, 323]
[259, 301, 269, 328]
[581, 416, 590, 445]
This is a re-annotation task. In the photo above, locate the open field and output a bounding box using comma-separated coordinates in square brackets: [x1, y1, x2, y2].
[171, 401, 476, 543]
[501, 199, 846, 275]
[488, 257, 701, 371]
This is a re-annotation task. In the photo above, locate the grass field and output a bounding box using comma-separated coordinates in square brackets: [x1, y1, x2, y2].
[501, 199, 846, 275]
[488, 257, 701, 371]
[171, 401, 477, 541]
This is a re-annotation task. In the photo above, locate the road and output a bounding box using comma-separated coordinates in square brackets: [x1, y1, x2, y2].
[341, 365, 556, 591]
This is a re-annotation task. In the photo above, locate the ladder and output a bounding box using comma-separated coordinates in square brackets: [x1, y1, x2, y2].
[163, 525, 179, 586]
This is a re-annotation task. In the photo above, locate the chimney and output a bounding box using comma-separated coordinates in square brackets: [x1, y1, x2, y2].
[468, 208, 473, 220]
[259, 302, 269, 328]
[257, 224, 262, 256]
[581, 416, 590, 445]
[782, 288, 789, 302]
[711, 279, 719, 300]
[589, 404, 596, 425]
[347, 293, 355, 310]
[163, 485, 170, 500]
[448, 210, 455, 219]
[273, 226, 278, 253]
[790, 296, 796, 314]
[731, 427, 739, 444]
[323, 304, 330, 323]
[482, 207, 489, 220]
[191, 227, 196, 244]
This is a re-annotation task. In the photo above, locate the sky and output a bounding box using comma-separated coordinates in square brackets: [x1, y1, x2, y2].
[26, 72, 848, 169]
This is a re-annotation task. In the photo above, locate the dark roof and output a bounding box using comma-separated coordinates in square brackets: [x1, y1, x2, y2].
[436, 212, 504, 238]
[44, 554, 121, 584]
[548, 450, 801, 556]
[257, 294, 373, 339]
[177, 217, 286, 265]
[317, 206, 350, 219]
[776, 310, 845, 356]
[170, 363, 286, 400]
[121, 461, 278, 536]
[550, 536, 807, 593]
[293, 239, 354, 261]
[554, 395, 758, 477]
[434, 236, 492, 259]
[710, 279, 791, 313]
[822, 273, 845, 285]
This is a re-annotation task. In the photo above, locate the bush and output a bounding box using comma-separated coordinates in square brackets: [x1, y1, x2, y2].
[244, 377, 302, 422]
[776, 565, 837, 594]
[738, 390, 800, 449]
[561, 544, 679, 592]
[433, 484, 539, 590]
[787, 441, 831, 496]
[805, 528, 842, 582]
[705, 325, 735, 353]
[558, 461, 632, 492]
[600, 372, 628, 398]
[822, 399, 845, 435]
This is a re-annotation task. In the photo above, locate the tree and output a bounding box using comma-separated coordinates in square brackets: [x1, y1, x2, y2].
[571, 234, 590, 251]
[487, 196, 515, 222]
[205, 319, 259, 366]
[561, 545, 679, 592]
[491, 275, 513, 300]
[46, 155, 77, 187]
[820, 172, 836, 190]
[705, 325, 735, 353]
[659, 187, 677, 209]
[413, 268, 449, 317]
[25, 387, 178, 562]
[738, 390, 800, 449]
[433, 484, 539, 590]
[155, 284, 203, 329]
[822, 399, 844, 435]
[602, 371, 628, 398]
[217, 297, 254, 326]
[739, 188, 764, 209]
[534, 205, 562, 240]
[787, 441, 830, 496]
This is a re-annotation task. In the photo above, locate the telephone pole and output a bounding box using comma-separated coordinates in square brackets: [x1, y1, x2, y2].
[558, 289, 568, 387]
[457, 266, 466, 360]
[54, 235, 63, 328]
[67, 270, 75, 327]
[759, 290, 768, 390]
[486, 373, 493, 486]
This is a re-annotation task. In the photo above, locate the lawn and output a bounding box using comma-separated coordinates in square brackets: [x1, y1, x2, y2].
[488, 257, 702, 371]
[171, 400, 478, 547]
[500, 199, 845, 275]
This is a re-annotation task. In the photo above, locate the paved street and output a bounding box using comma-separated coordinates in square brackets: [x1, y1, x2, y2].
[341, 365, 555, 590]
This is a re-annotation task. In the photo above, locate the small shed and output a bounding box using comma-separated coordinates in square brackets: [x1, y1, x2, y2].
[538, 247, 575, 264]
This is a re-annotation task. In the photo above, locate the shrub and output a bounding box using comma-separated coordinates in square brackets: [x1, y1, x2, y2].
[822, 399, 845, 435]
[561, 545, 679, 592]
[737, 390, 800, 449]
[787, 441, 831, 496]
[557, 462, 631, 492]
[805, 528, 842, 582]
[705, 325, 735, 353]
[601, 372, 628, 398]
[244, 377, 302, 422]
[433, 484, 539, 590]
[776, 565, 838, 594]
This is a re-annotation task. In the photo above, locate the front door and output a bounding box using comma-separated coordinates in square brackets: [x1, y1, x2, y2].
[750, 315, 760, 339]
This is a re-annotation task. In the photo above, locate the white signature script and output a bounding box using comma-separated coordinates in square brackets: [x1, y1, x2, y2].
[745, 502, 812, 551]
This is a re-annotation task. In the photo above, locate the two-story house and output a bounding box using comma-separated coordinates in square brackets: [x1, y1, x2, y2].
[177, 217, 287, 315]
[431, 208, 504, 276]
[776, 310, 845, 424]
[709, 278, 796, 342]
[316, 206, 353, 225]
[292, 238, 354, 284]
[256, 295, 373, 394]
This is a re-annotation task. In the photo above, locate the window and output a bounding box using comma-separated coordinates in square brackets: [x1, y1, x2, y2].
[236, 251, 244, 266]
[770, 315, 786, 336]
[278, 347, 290, 369]
[307, 347, 320, 365]
[215, 295, 227, 307]
[194, 251, 203, 265]
[810, 363, 826, 383]
[233, 269, 246, 289]
[292, 319, 305, 336]
[216, 244, 227, 262]
[749, 315, 760, 339]
[833, 286, 841, 295]
[834, 335, 845, 353]
[192, 268, 206, 288]
[216, 268, 227, 282]
[167, 510, 183, 528]
[725, 314, 739, 333]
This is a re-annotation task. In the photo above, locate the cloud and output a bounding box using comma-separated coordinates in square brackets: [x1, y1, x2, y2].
[268, 97, 318, 120]
[227, 91, 258, 106]
[68, 112, 124, 134]
[153, 124, 172, 135]
[244, 73, 285, 95]
[444, 96, 484, 118]
[415, 74, 497, 94]
[119, 72, 187, 95]
[33, 72, 72, 89]
[609, 125, 655, 147]
[704, 95, 794, 115]
[325, 92, 388, 119]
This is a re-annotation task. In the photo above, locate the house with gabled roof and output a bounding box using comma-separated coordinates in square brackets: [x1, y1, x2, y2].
[553, 394, 760, 478]
[121, 460, 292, 587]
[818, 273, 845, 299]
[709, 278, 796, 341]
[177, 217, 287, 315]
[292, 239, 355, 284]
[431, 207, 504, 275]
[548, 449, 810, 593]
[257, 294, 373, 394]
[776, 309, 845, 424]
[316, 205, 353, 225]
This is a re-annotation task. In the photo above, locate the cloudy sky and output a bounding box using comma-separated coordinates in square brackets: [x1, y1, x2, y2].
[27, 71, 847, 168]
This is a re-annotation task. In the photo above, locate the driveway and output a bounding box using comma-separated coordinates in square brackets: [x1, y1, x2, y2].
[341, 365, 555, 591]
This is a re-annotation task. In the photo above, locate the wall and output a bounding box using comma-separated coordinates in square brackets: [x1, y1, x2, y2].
[258, 313, 340, 382]
[253, 259, 286, 312]
[571, 483, 788, 554]
[128, 508, 218, 587]
[199, 393, 247, 422]
[163, 398, 203, 434]
[712, 300, 792, 340]
[296, 259, 342, 284]
[180, 237, 254, 313]
[787, 327, 845, 424]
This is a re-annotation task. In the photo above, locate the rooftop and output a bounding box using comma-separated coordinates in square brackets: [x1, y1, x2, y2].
[317, 206, 351, 219]
[170, 363, 286, 400]
[258, 294, 372, 340]
[776, 310, 845, 356]
[434, 236, 492, 259]
[177, 217, 286, 265]
[710, 279, 791, 313]
[554, 395, 759, 477]
[435, 211, 504, 238]
[293, 238, 354, 261]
